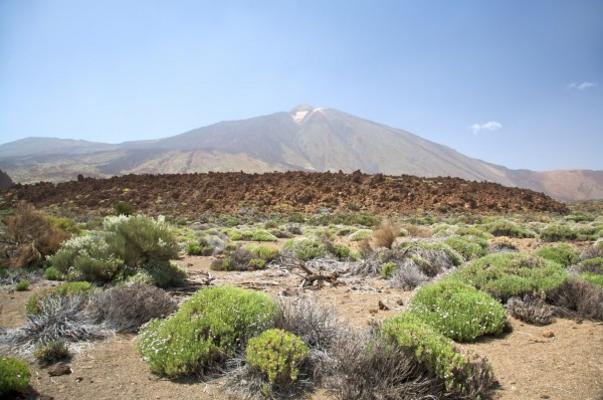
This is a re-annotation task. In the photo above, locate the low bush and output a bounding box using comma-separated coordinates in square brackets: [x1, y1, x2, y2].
[485, 220, 535, 238]
[349, 229, 373, 242]
[211, 245, 277, 272]
[408, 279, 506, 342]
[43, 266, 64, 281]
[581, 273, 603, 287]
[381, 313, 495, 396]
[34, 340, 70, 365]
[507, 295, 554, 325]
[89, 284, 176, 332]
[227, 229, 278, 242]
[246, 329, 309, 387]
[15, 280, 30, 291]
[1, 295, 104, 352]
[380, 261, 398, 278]
[320, 330, 445, 400]
[275, 298, 341, 352]
[547, 277, 603, 320]
[455, 253, 568, 301]
[539, 224, 577, 242]
[186, 242, 211, 256]
[137, 286, 278, 377]
[445, 235, 488, 261]
[390, 262, 428, 289]
[283, 238, 327, 261]
[581, 239, 603, 260]
[26, 281, 93, 315]
[113, 201, 135, 216]
[141, 261, 186, 288]
[535, 243, 579, 267]
[0, 356, 30, 395]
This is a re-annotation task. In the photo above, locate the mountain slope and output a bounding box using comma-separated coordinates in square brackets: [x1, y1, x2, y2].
[0, 105, 601, 201]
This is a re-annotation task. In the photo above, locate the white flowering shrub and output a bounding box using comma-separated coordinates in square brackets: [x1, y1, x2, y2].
[137, 286, 278, 377]
[407, 278, 506, 342]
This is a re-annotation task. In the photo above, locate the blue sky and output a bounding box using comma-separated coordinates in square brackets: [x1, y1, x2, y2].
[1, 0, 601, 171]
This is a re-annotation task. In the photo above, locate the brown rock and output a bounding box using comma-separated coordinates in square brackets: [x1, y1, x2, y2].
[47, 363, 72, 376]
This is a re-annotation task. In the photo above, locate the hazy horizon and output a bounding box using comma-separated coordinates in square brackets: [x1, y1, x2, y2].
[1, 0, 602, 171]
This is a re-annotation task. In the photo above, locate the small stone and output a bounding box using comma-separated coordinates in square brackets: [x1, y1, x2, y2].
[540, 395, 550, 399]
[396, 298, 404, 306]
[48, 363, 72, 376]
[542, 330, 555, 338]
[369, 309, 378, 315]
[378, 300, 389, 310]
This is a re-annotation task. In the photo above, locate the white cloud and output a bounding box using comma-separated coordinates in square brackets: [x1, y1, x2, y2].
[568, 81, 597, 91]
[470, 121, 502, 135]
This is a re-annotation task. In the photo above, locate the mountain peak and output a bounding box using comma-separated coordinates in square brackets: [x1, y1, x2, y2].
[289, 104, 327, 123]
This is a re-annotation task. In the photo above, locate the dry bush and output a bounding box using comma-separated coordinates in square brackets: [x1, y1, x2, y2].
[0, 295, 105, 354]
[547, 277, 603, 320]
[320, 330, 445, 400]
[358, 238, 373, 259]
[372, 221, 399, 249]
[5, 203, 70, 268]
[88, 284, 176, 333]
[390, 260, 428, 290]
[223, 352, 315, 400]
[275, 298, 342, 352]
[401, 224, 433, 238]
[507, 295, 554, 325]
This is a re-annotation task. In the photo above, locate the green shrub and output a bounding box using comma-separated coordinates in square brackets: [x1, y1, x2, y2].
[49, 215, 180, 285]
[332, 244, 351, 259]
[34, 340, 70, 365]
[43, 266, 64, 281]
[381, 313, 482, 395]
[349, 229, 372, 241]
[15, 280, 29, 291]
[246, 329, 309, 386]
[485, 220, 535, 238]
[283, 238, 327, 261]
[103, 215, 179, 267]
[49, 233, 123, 282]
[245, 244, 279, 262]
[581, 273, 603, 287]
[186, 242, 212, 256]
[455, 226, 493, 240]
[574, 257, 603, 274]
[445, 236, 488, 260]
[399, 241, 463, 267]
[137, 286, 278, 377]
[455, 253, 567, 300]
[380, 261, 398, 278]
[535, 244, 579, 267]
[227, 229, 278, 242]
[408, 279, 506, 342]
[26, 281, 93, 315]
[211, 246, 276, 272]
[141, 261, 186, 288]
[48, 215, 81, 235]
[540, 224, 577, 242]
[114, 201, 135, 216]
[0, 356, 30, 394]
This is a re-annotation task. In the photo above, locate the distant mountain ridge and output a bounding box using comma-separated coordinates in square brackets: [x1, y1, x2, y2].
[1, 105, 601, 201]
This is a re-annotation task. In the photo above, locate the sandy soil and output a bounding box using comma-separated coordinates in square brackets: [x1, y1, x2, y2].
[1, 254, 602, 400]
